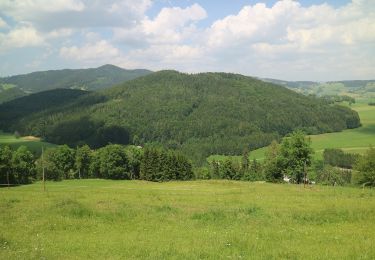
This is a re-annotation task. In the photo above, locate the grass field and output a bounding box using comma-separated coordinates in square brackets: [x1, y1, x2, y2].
[0, 132, 55, 154]
[310, 103, 375, 158]
[1, 180, 374, 259]
[208, 102, 375, 163]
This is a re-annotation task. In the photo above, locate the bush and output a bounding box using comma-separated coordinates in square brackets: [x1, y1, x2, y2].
[316, 165, 352, 186]
[354, 147, 375, 187]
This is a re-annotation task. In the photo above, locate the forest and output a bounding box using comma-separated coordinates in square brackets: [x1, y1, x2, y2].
[0, 144, 193, 185]
[1, 131, 374, 187]
[0, 71, 361, 164]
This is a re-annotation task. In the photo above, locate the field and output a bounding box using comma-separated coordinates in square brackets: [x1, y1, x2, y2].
[208, 102, 375, 162]
[310, 102, 375, 158]
[0, 132, 55, 154]
[1, 180, 374, 259]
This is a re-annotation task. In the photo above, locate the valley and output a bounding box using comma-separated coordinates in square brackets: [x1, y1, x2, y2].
[1, 1, 374, 259]
[208, 101, 375, 163]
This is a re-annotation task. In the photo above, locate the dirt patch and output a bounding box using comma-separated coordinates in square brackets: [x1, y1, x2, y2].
[22, 136, 40, 141]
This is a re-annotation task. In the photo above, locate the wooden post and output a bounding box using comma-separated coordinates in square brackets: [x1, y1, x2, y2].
[42, 146, 45, 192]
[6, 171, 9, 189]
[303, 161, 307, 188]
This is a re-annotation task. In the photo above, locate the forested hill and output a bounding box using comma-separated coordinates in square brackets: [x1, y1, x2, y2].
[0, 71, 361, 163]
[0, 64, 152, 103]
[262, 78, 375, 98]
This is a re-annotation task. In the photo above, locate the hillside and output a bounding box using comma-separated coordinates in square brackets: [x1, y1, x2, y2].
[0, 71, 361, 163]
[0, 64, 152, 103]
[209, 102, 375, 165]
[0, 86, 26, 103]
[262, 78, 375, 100]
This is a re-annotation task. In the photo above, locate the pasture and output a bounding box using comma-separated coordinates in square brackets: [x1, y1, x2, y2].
[208, 102, 375, 162]
[1, 180, 375, 259]
[0, 132, 55, 155]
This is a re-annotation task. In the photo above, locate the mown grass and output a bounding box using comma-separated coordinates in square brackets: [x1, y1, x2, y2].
[1, 180, 375, 259]
[0, 131, 55, 154]
[209, 102, 375, 163]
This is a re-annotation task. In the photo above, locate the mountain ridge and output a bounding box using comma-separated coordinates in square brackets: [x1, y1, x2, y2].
[0, 70, 361, 163]
[0, 65, 152, 103]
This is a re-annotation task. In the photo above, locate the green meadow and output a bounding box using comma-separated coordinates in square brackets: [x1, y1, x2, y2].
[0, 132, 55, 154]
[310, 103, 375, 158]
[1, 180, 375, 259]
[208, 102, 375, 163]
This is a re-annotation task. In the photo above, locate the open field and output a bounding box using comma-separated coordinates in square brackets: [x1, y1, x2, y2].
[1, 180, 375, 259]
[208, 102, 375, 163]
[310, 102, 375, 158]
[0, 132, 55, 154]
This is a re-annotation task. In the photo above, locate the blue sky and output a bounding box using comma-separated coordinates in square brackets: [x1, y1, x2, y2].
[0, 0, 373, 81]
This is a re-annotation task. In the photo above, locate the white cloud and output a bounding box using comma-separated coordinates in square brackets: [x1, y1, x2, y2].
[0, 0, 151, 31]
[0, 0, 85, 20]
[0, 26, 45, 52]
[0, 17, 7, 28]
[113, 3, 206, 45]
[59, 40, 120, 62]
[143, 3, 206, 34]
[206, 1, 300, 48]
[108, 0, 151, 15]
[109, 0, 375, 80]
[1, 0, 375, 80]
[47, 28, 74, 39]
[193, 0, 375, 80]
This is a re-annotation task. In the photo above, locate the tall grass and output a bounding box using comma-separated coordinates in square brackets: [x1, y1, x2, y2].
[1, 180, 374, 259]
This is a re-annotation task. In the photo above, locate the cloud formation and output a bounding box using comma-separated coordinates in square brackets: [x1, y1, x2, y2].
[0, 0, 374, 80]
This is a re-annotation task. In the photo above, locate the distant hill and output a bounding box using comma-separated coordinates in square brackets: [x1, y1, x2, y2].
[0, 71, 361, 163]
[0, 89, 91, 125]
[262, 78, 375, 99]
[0, 86, 26, 103]
[0, 64, 152, 103]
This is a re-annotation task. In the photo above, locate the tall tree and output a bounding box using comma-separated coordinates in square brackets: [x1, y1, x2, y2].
[75, 145, 92, 179]
[53, 145, 75, 179]
[0, 146, 12, 185]
[279, 131, 313, 183]
[241, 148, 250, 173]
[97, 144, 130, 179]
[125, 146, 143, 180]
[263, 140, 283, 182]
[12, 146, 35, 184]
[40, 145, 75, 180]
[221, 159, 237, 180]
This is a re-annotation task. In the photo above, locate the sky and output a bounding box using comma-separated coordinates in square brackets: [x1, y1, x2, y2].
[0, 0, 374, 81]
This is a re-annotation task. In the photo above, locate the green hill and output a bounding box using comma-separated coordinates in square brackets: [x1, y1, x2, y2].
[0, 86, 26, 103]
[262, 78, 375, 101]
[0, 64, 152, 103]
[0, 71, 361, 163]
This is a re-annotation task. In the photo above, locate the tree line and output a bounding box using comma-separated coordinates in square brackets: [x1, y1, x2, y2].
[1, 131, 374, 187]
[201, 131, 375, 187]
[0, 146, 35, 185]
[203, 131, 313, 183]
[0, 144, 193, 184]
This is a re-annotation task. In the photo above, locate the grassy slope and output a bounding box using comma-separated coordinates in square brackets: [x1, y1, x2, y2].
[208, 102, 375, 162]
[1, 180, 374, 259]
[310, 102, 375, 158]
[0, 132, 55, 154]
